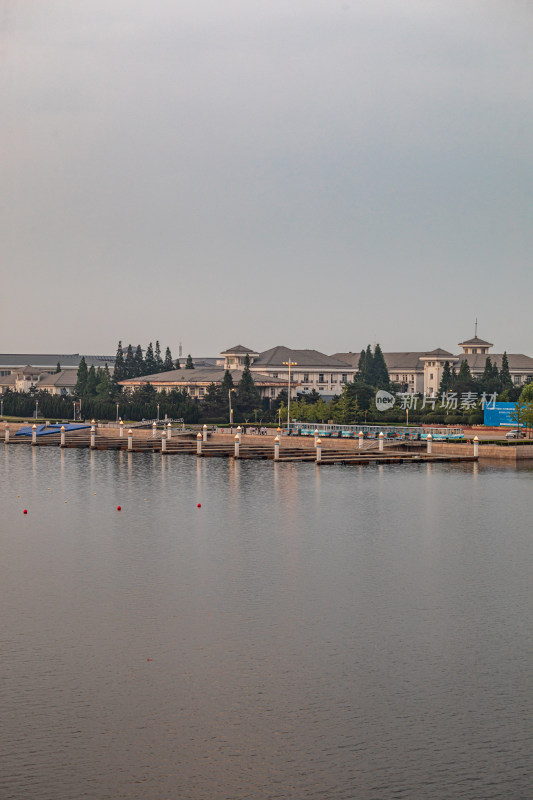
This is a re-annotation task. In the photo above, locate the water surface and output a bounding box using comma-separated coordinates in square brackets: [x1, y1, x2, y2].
[2, 446, 533, 799]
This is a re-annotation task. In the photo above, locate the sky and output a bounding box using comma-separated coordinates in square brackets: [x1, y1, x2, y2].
[2, 0, 532, 357]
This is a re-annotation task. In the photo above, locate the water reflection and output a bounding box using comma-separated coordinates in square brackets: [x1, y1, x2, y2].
[1, 446, 532, 800]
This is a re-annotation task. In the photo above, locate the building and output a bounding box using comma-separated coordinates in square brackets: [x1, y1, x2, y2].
[334, 333, 533, 395]
[118, 366, 289, 402]
[0, 354, 114, 397]
[221, 345, 354, 400]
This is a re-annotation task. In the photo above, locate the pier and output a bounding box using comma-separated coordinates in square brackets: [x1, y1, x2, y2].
[3, 423, 478, 466]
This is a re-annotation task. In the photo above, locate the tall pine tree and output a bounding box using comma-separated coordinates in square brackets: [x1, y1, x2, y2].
[438, 360, 452, 394]
[500, 352, 513, 392]
[113, 341, 125, 382]
[154, 341, 163, 372]
[185, 354, 194, 369]
[125, 344, 135, 378]
[163, 347, 174, 372]
[75, 357, 88, 397]
[134, 345, 144, 377]
[372, 344, 390, 389]
[144, 342, 156, 375]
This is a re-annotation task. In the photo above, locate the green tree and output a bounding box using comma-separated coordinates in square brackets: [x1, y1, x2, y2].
[74, 356, 88, 397]
[86, 365, 98, 397]
[372, 343, 389, 389]
[499, 352, 513, 392]
[125, 344, 135, 378]
[96, 363, 114, 399]
[154, 341, 163, 372]
[144, 342, 156, 375]
[55, 361, 61, 373]
[185, 354, 194, 369]
[113, 341, 125, 383]
[163, 347, 174, 372]
[510, 399, 527, 433]
[134, 345, 144, 377]
[174, 357, 181, 370]
[201, 383, 225, 417]
[454, 359, 476, 395]
[438, 360, 452, 394]
[236, 361, 260, 414]
[331, 390, 357, 424]
[519, 382, 533, 403]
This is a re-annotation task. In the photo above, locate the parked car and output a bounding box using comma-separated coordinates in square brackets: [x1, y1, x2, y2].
[505, 429, 526, 439]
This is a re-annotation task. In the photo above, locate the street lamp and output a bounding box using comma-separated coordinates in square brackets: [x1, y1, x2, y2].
[282, 360, 297, 427]
[157, 403, 160, 422]
[116, 402, 120, 423]
[1, 398, 3, 418]
[228, 388, 235, 425]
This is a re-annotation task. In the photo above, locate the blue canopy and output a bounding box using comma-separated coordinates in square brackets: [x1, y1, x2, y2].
[16, 423, 90, 437]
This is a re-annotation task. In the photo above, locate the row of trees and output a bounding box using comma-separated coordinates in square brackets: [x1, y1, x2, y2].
[438, 354, 519, 400]
[113, 341, 194, 382]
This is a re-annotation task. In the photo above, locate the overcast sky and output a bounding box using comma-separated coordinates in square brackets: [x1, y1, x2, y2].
[2, 0, 532, 357]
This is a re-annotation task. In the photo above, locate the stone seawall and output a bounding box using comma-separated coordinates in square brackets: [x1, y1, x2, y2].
[432, 442, 533, 460]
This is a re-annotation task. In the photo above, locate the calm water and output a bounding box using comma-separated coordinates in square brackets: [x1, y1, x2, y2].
[2, 445, 533, 800]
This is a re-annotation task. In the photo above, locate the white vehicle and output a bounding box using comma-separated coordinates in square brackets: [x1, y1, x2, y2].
[505, 429, 526, 439]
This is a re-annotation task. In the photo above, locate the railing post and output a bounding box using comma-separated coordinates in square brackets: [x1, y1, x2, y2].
[167, 422, 172, 440]
[234, 434, 240, 459]
[152, 421, 157, 438]
[358, 430, 364, 450]
[378, 431, 384, 452]
[473, 435, 479, 458]
[119, 420, 124, 438]
[32, 424, 37, 445]
[427, 433, 432, 454]
[197, 432, 203, 456]
[161, 430, 167, 453]
[314, 428, 319, 446]
[4, 423, 9, 443]
[128, 429, 133, 451]
[90, 421, 96, 449]
[315, 437, 322, 463]
[203, 424, 208, 443]
[274, 435, 280, 461]
[60, 425, 66, 447]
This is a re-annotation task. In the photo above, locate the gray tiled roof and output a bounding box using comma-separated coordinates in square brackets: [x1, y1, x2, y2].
[38, 370, 78, 387]
[458, 336, 493, 346]
[333, 352, 427, 370]
[255, 346, 350, 368]
[0, 354, 114, 369]
[220, 345, 258, 355]
[422, 348, 454, 358]
[455, 353, 533, 371]
[119, 367, 288, 386]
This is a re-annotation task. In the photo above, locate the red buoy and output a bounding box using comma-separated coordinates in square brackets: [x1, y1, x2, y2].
[197, 503, 201, 508]
[117, 505, 121, 511]
[23, 509, 28, 514]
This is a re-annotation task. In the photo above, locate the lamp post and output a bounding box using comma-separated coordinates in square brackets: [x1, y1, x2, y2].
[228, 388, 235, 426]
[116, 403, 120, 423]
[282, 360, 297, 427]
[157, 403, 160, 422]
[0, 398, 3, 418]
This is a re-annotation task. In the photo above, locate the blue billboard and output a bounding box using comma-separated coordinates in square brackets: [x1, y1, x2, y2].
[484, 402, 522, 427]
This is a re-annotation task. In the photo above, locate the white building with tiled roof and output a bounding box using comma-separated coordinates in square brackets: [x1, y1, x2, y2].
[221, 345, 355, 400]
[119, 367, 289, 402]
[334, 332, 533, 395]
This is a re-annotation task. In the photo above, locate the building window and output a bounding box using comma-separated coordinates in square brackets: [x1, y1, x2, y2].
[341, 373, 347, 383]
[199, 387, 204, 396]
[272, 372, 278, 379]
[514, 375, 521, 384]
[430, 373, 433, 380]
[318, 373, 325, 383]
[303, 373, 309, 383]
